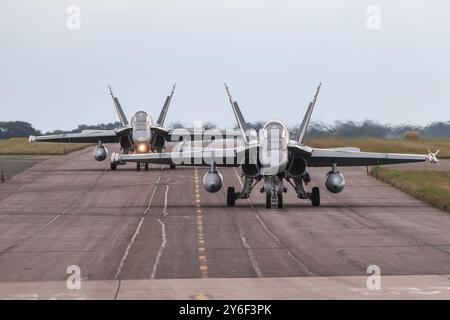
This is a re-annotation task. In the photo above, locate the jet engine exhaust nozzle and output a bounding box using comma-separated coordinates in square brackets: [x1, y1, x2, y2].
[241, 164, 260, 178]
[286, 156, 307, 178]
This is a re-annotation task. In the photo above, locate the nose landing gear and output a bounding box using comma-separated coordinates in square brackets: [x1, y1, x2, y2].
[136, 163, 149, 171]
[262, 176, 286, 209]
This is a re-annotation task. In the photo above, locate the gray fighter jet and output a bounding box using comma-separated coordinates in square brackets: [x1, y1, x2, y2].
[29, 85, 177, 171]
[110, 83, 439, 208]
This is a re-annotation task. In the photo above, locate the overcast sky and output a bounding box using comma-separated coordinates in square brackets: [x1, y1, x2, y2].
[1, 0, 449, 132]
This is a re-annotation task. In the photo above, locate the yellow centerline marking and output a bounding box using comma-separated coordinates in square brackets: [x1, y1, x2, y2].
[194, 168, 208, 280]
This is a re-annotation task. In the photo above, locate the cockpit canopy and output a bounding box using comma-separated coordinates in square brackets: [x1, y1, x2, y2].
[131, 111, 152, 125]
[262, 121, 289, 139]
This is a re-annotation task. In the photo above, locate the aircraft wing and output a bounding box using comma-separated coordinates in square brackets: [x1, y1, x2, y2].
[164, 128, 242, 142]
[29, 130, 120, 144]
[111, 144, 258, 167]
[300, 147, 428, 167]
[151, 126, 171, 137]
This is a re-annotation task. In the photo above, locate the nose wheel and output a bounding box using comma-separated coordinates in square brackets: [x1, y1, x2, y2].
[136, 163, 149, 171]
[277, 193, 283, 209]
[265, 192, 284, 209]
[265, 193, 271, 209]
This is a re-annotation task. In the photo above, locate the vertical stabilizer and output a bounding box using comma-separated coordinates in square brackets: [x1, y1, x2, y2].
[297, 83, 321, 144]
[157, 83, 176, 126]
[108, 85, 129, 126]
[224, 83, 248, 144]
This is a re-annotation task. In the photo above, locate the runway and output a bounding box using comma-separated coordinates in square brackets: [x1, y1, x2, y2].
[0, 146, 450, 299]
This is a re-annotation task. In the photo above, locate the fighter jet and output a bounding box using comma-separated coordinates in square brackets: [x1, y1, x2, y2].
[29, 84, 178, 171]
[110, 83, 439, 208]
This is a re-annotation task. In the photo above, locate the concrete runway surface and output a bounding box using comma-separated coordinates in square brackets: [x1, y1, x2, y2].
[0, 146, 450, 299]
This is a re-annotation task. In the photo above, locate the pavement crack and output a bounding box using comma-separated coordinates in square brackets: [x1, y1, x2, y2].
[236, 219, 263, 277]
[150, 218, 167, 279]
[232, 167, 315, 276]
[114, 174, 162, 280]
[113, 279, 122, 300]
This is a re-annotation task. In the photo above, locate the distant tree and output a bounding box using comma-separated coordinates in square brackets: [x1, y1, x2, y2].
[202, 122, 217, 130]
[168, 121, 218, 130]
[45, 122, 121, 135]
[0, 121, 41, 139]
[3, 119, 450, 140]
[245, 121, 265, 131]
[291, 120, 450, 139]
[422, 121, 450, 138]
[169, 121, 185, 129]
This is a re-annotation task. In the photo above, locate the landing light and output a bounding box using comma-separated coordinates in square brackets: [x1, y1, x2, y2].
[137, 143, 149, 153]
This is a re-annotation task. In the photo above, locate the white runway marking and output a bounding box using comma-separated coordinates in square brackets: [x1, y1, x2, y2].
[41, 215, 60, 230]
[143, 176, 161, 215]
[232, 167, 314, 276]
[114, 176, 161, 280]
[232, 168, 263, 277]
[114, 217, 145, 280]
[150, 218, 167, 279]
[162, 185, 169, 217]
[237, 221, 263, 277]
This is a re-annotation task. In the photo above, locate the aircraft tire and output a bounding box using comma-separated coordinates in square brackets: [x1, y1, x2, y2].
[227, 187, 236, 207]
[266, 193, 272, 209]
[311, 187, 320, 207]
[277, 193, 283, 209]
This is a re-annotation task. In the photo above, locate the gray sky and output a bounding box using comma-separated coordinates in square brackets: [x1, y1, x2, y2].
[1, 0, 449, 132]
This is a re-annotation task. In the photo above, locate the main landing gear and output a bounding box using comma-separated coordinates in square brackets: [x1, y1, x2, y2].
[227, 187, 236, 207]
[226, 171, 320, 209]
[226, 175, 257, 207]
[288, 172, 320, 207]
[310, 186, 320, 207]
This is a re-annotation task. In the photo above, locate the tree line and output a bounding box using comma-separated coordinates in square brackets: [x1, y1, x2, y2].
[1, 120, 449, 139]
